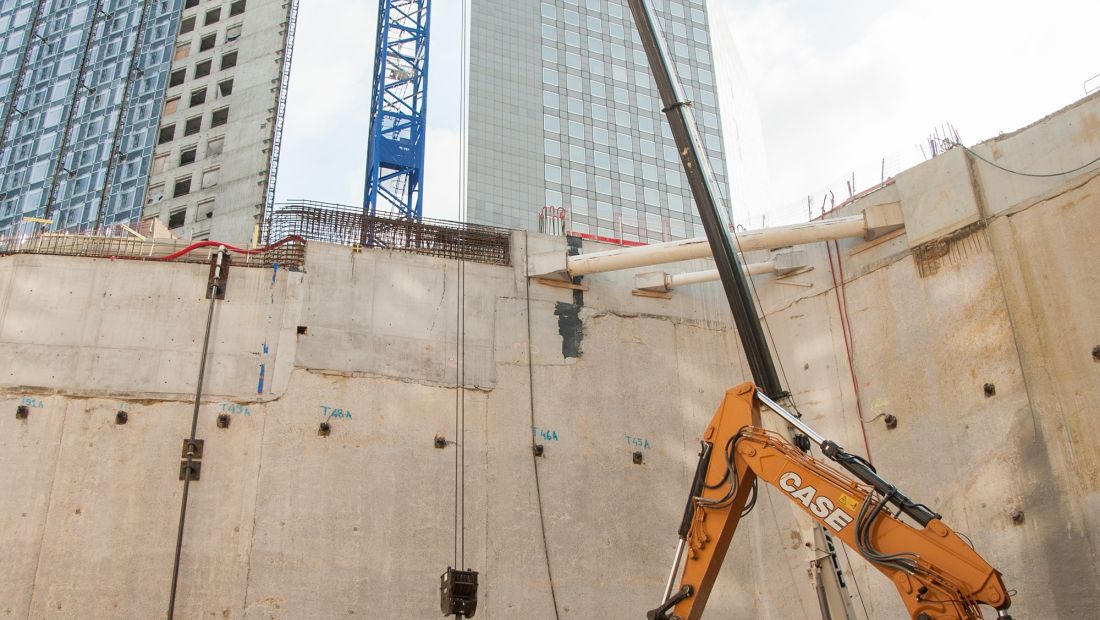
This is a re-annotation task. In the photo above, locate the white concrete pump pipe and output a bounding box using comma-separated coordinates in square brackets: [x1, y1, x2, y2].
[670, 261, 776, 288]
[567, 215, 866, 277]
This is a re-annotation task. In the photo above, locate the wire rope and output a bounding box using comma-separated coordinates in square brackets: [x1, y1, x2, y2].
[458, 0, 470, 569]
[837, 541, 873, 620]
[960, 143, 1100, 178]
[524, 236, 563, 620]
[453, 261, 460, 569]
[725, 213, 799, 412]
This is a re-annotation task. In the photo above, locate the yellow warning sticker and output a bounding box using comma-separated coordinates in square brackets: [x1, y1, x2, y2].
[837, 494, 860, 512]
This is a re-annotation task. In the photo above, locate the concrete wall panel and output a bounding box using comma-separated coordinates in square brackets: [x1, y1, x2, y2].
[4, 95, 1100, 619]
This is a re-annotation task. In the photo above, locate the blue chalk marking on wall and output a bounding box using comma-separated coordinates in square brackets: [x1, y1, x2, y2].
[321, 405, 353, 420]
[262, 341, 269, 355]
[257, 363, 265, 394]
[220, 403, 252, 416]
[271, 262, 280, 284]
[625, 435, 652, 450]
[533, 427, 559, 441]
[21, 397, 44, 409]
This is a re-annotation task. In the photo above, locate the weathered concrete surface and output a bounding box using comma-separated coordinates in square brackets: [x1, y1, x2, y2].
[0, 254, 300, 401]
[3, 94, 1100, 619]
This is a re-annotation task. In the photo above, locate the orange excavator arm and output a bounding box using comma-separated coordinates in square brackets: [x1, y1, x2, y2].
[648, 383, 1013, 620]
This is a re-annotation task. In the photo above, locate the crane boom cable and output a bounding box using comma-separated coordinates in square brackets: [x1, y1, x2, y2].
[458, 0, 469, 567]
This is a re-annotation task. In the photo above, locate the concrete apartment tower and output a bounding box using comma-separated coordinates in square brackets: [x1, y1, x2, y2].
[143, 0, 295, 243]
[0, 0, 295, 243]
[0, 0, 180, 232]
[467, 0, 732, 241]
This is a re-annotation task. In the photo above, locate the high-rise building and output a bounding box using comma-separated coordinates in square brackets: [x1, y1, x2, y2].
[143, 0, 296, 242]
[0, 0, 181, 233]
[467, 0, 732, 241]
[0, 0, 295, 243]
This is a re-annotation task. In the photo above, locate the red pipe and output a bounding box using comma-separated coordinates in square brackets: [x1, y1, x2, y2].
[826, 239, 874, 462]
[153, 235, 305, 261]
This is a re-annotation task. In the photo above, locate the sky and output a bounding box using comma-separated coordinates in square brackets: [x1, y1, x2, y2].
[275, 0, 1100, 228]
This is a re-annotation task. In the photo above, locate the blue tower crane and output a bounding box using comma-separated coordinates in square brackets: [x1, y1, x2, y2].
[363, 0, 432, 221]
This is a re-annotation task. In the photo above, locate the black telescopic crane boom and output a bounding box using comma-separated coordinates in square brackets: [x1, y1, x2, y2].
[625, 0, 783, 398]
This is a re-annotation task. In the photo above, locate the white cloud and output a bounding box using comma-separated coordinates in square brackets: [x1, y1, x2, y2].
[718, 0, 1100, 223]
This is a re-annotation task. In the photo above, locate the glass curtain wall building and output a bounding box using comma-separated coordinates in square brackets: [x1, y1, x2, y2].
[467, 0, 730, 241]
[0, 0, 181, 233]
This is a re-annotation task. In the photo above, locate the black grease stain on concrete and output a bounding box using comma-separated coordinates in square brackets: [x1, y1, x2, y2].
[566, 235, 585, 306]
[557, 236, 585, 357]
[554, 302, 583, 358]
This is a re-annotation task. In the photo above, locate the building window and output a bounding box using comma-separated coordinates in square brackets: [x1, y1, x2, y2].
[190, 87, 207, 107]
[211, 107, 229, 127]
[217, 79, 233, 97]
[174, 42, 190, 61]
[163, 96, 179, 115]
[201, 166, 220, 189]
[220, 51, 237, 70]
[206, 136, 224, 156]
[168, 208, 186, 229]
[173, 176, 192, 197]
[198, 198, 215, 220]
[184, 116, 202, 136]
[184, 0, 199, 8]
[179, 16, 196, 34]
[180, 146, 197, 165]
[152, 153, 169, 174]
[229, 0, 246, 16]
[567, 144, 585, 164]
[158, 125, 175, 144]
[205, 8, 221, 26]
[226, 24, 242, 41]
[195, 60, 212, 78]
[668, 194, 684, 213]
[169, 68, 185, 87]
[199, 33, 216, 52]
[147, 184, 165, 205]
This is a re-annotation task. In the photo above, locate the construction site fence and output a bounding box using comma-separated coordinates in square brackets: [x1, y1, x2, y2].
[264, 201, 511, 266]
[0, 230, 304, 270]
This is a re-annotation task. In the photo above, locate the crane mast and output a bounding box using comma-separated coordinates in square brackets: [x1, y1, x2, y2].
[364, 0, 432, 221]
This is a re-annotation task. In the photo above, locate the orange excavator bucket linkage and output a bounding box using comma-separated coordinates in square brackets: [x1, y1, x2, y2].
[652, 383, 1012, 620]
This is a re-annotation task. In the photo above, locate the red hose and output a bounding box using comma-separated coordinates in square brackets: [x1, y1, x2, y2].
[153, 235, 305, 261]
[827, 238, 874, 463]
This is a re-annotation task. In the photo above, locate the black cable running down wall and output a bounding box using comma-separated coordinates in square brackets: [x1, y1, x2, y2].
[167, 247, 227, 619]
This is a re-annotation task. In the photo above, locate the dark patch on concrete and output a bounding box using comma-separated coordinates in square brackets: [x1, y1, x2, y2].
[566, 236, 585, 306]
[554, 302, 583, 358]
[554, 238, 586, 357]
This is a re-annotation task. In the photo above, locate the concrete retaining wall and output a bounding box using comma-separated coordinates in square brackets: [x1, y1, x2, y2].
[3, 94, 1100, 619]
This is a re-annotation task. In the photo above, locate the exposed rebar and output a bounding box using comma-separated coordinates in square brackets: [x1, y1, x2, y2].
[264, 201, 510, 266]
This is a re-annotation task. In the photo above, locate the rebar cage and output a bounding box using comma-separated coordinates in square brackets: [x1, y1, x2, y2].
[0, 222, 304, 270]
[265, 201, 511, 266]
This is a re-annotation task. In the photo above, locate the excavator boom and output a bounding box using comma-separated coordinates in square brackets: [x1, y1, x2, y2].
[649, 384, 1012, 620]
[615, 1, 1014, 617]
